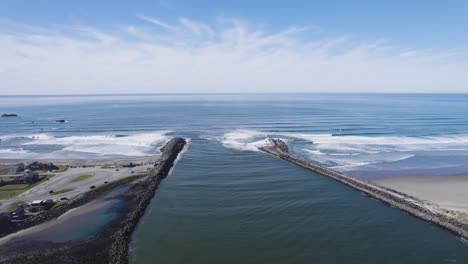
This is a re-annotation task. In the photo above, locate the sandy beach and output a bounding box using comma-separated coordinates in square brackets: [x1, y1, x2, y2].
[374, 173, 468, 212]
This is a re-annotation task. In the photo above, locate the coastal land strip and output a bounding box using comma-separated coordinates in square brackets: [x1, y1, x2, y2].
[259, 138, 468, 240]
[0, 156, 159, 213]
[0, 137, 187, 264]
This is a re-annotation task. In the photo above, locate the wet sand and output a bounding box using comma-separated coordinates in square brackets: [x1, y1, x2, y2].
[0, 198, 115, 247]
[374, 173, 468, 212]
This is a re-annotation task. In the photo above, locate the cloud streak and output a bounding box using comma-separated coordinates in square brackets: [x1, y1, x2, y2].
[1, 16, 467, 94]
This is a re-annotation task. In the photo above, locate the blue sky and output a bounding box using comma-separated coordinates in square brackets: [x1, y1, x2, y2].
[1, 0, 467, 94]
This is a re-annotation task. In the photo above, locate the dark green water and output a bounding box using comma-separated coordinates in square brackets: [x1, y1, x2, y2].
[130, 137, 468, 264]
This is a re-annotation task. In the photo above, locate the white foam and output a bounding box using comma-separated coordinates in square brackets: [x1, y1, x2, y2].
[0, 148, 37, 159]
[284, 133, 468, 153]
[215, 130, 288, 152]
[214, 130, 468, 171]
[0, 131, 171, 158]
[0, 148, 30, 155]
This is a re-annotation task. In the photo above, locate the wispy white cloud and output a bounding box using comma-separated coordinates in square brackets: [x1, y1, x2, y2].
[1, 16, 468, 94]
[138, 15, 178, 32]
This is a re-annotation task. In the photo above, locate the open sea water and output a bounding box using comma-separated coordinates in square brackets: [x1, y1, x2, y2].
[1, 94, 468, 263]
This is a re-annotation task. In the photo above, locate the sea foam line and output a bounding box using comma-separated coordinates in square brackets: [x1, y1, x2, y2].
[214, 129, 468, 170]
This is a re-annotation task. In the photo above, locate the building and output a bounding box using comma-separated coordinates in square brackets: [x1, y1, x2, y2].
[30, 199, 55, 210]
[30, 200, 44, 206]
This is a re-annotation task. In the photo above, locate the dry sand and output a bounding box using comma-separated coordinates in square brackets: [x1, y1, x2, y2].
[374, 173, 468, 212]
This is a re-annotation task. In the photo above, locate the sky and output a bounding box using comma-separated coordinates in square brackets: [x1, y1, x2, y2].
[1, 0, 468, 94]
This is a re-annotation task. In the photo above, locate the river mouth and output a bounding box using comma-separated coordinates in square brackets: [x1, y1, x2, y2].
[130, 136, 468, 264]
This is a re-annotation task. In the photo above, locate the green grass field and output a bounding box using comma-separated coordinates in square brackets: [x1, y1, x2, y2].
[52, 188, 75, 195]
[0, 174, 56, 199]
[5, 201, 23, 212]
[71, 174, 93, 182]
[0, 184, 30, 199]
[0, 184, 30, 191]
[0, 167, 9, 175]
[54, 166, 69, 173]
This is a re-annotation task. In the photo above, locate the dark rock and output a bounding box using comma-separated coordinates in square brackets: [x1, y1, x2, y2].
[1, 114, 18, 117]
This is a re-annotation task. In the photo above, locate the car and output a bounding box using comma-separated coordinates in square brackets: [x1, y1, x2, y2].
[90, 185, 96, 189]
[60, 197, 69, 201]
[49, 190, 54, 194]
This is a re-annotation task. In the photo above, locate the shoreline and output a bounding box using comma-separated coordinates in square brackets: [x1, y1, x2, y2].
[259, 138, 468, 240]
[374, 173, 468, 213]
[0, 156, 160, 166]
[0, 137, 187, 264]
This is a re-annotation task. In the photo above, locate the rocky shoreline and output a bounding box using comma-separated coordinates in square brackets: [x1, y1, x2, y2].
[259, 138, 468, 240]
[0, 137, 187, 264]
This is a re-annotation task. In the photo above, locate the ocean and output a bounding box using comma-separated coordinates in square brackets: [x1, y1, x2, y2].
[1, 93, 468, 263]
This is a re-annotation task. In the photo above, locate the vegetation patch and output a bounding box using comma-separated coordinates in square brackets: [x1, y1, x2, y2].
[54, 166, 69, 173]
[5, 201, 23, 212]
[0, 166, 9, 175]
[51, 200, 69, 209]
[88, 173, 148, 193]
[449, 210, 468, 222]
[71, 174, 93, 182]
[52, 188, 75, 195]
[0, 184, 30, 191]
[0, 174, 56, 199]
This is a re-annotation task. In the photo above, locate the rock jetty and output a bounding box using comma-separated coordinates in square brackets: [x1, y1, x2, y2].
[108, 137, 186, 264]
[259, 138, 468, 240]
[0, 137, 187, 264]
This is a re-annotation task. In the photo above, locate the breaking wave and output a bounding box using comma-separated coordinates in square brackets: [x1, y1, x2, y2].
[214, 130, 468, 171]
[0, 131, 171, 158]
[213, 130, 288, 152]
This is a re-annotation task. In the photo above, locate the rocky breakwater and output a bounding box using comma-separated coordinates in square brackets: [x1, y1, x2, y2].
[259, 138, 468, 240]
[0, 137, 187, 264]
[108, 137, 186, 264]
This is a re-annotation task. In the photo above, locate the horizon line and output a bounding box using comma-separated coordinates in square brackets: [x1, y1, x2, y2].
[1, 92, 468, 97]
